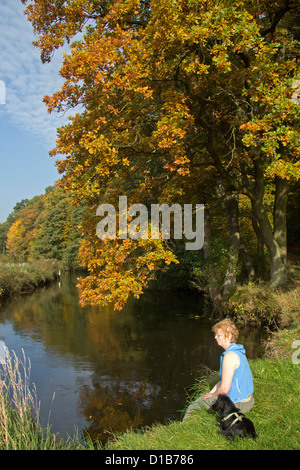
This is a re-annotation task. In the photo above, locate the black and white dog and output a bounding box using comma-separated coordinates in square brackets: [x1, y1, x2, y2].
[211, 394, 257, 440]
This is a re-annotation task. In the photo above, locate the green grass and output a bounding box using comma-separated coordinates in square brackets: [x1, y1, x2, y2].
[0, 259, 60, 298]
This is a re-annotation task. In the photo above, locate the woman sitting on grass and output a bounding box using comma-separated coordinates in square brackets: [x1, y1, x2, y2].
[184, 319, 254, 420]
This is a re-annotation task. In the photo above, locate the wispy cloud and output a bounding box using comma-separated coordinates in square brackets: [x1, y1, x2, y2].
[0, 0, 69, 148]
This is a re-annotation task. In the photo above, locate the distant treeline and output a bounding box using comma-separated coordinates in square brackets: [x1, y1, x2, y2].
[0, 185, 86, 269]
[1, 182, 300, 301]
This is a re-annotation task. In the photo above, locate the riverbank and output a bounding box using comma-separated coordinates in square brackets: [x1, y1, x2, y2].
[105, 336, 300, 450]
[0, 325, 299, 450]
[107, 361, 298, 450]
[220, 262, 300, 329]
[0, 259, 60, 299]
[0, 262, 299, 450]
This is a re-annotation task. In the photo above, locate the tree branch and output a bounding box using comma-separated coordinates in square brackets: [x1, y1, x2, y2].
[260, 0, 300, 37]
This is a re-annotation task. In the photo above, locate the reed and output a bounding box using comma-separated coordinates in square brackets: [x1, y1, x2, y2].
[0, 348, 74, 450]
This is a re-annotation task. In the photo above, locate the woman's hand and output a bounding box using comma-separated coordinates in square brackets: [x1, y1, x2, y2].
[202, 381, 220, 400]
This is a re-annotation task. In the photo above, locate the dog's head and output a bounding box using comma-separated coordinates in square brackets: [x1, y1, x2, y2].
[211, 394, 238, 418]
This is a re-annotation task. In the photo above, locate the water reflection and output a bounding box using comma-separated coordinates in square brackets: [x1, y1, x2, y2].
[0, 274, 267, 442]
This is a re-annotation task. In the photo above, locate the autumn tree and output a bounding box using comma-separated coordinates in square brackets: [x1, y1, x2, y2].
[6, 220, 25, 260]
[6, 196, 43, 261]
[31, 186, 85, 267]
[0, 199, 29, 256]
[2, 188, 84, 267]
[21, 0, 300, 309]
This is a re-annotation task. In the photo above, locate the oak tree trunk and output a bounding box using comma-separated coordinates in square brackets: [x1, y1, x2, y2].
[251, 159, 288, 287]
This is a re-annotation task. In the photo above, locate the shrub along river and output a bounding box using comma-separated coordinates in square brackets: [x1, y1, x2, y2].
[0, 273, 267, 442]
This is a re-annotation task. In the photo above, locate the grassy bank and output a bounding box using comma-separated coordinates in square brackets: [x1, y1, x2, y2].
[106, 354, 299, 450]
[0, 259, 60, 299]
[224, 263, 300, 329]
[105, 325, 300, 450]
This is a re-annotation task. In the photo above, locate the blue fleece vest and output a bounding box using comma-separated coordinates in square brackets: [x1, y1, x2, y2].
[220, 343, 254, 403]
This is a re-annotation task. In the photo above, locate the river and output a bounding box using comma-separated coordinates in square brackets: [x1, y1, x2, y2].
[0, 273, 267, 442]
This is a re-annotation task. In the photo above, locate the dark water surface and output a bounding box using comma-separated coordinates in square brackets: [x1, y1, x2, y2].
[0, 274, 267, 442]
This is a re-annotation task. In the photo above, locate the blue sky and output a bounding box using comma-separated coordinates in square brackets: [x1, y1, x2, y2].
[0, 0, 71, 223]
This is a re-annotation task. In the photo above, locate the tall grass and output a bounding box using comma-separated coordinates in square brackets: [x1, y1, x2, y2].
[0, 259, 60, 298]
[0, 347, 79, 450]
